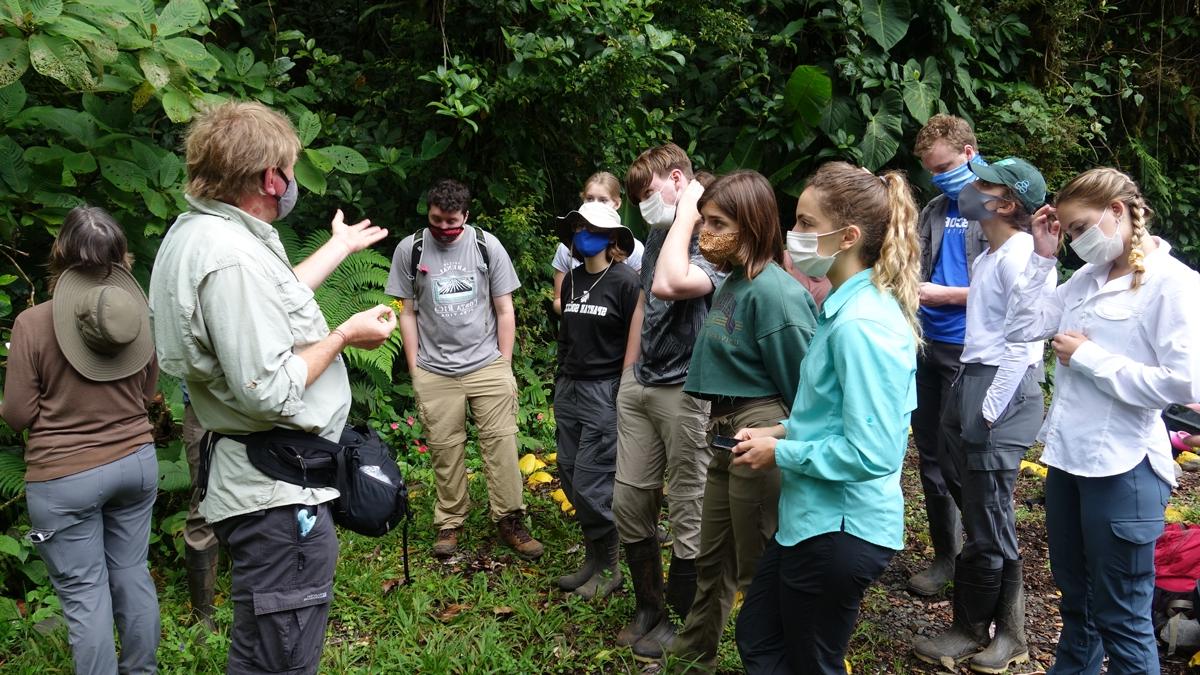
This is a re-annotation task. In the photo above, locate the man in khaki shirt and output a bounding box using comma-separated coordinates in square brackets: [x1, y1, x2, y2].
[149, 101, 395, 675]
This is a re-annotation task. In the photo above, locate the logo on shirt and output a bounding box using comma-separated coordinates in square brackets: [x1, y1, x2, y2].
[430, 262, 480, 318]
[563, 302, 608, 317]
[945, 216, 968, 230]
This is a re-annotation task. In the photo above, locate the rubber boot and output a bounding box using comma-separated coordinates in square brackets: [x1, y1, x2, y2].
[632, 614, 676, 662]
[185, 545, 219, 632]
[575, 530, 622, 600]
[913, 557, 1002, 666]
[664, 555, 697, 621]
[616, 538, 665, 646]
[908, 494, 962, 596]
[558, 537, 599, 591]
[970, 559, 1029, 673]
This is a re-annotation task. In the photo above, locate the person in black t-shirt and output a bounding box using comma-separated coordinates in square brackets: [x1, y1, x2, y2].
[553, 201, 645, 600]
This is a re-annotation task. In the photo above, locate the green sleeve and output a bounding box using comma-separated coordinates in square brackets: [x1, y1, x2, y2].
[756, 285, 817, 409]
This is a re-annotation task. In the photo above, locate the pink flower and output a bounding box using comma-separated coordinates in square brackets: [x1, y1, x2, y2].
[418, 264, 430, 274]
[418, 444, 428, 454]
[390, 422, 400, 430]
[536, 413, 545, 421]
[406, 416, 415, 426]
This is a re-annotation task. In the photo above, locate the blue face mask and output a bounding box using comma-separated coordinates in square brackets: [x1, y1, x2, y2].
[572, 229, 611, 259]
[931, 156, 986, 200]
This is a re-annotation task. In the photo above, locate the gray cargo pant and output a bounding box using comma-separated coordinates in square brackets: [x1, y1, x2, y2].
[940, 362, 1044, 568]
[554, 375, 619, 540]
[213, 502, 339, 675]
[25, 443, 160, 675]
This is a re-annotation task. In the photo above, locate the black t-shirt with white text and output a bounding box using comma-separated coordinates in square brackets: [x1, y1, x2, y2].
[558, 262, 641, 380]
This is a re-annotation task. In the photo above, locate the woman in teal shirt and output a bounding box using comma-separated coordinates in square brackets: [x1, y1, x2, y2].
[732, 162, 922, 674]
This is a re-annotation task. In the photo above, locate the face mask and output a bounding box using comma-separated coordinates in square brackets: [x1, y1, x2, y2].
[931, 160, 978, 200]
[957, 183, 1007, 223]
[274, 168, 298, 219]
[430, 225, 465, 244]
[572, 230, 611, 259]
[788, 228, 847, 277]
[639, 190, 676, 229]
[698, 230, 739, 266]
[1069, 210, 1125, 265]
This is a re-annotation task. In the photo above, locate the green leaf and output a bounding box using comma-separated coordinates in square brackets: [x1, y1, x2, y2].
[859, 0, 911, 51]
[304, 147, 332, 173]
[235, 46, 252, 76]
[43, 15, 102, 41]
[942, 0, 973, 42]
[297, 110, 320, 147]
[98, 155, 148, 192]
[142, 188, 170, 219]
[138, 49, 170, 88]
[161, 86, 191, 122]
[0, 81, 26, 121]
[858, 89, 903, 170]
[0, 37, 29, 86]
[317, 145, 369, 174]
[901, 57, 942, 124]
[160, 36, 208, 67]
[0, 135, 30, 192]
[419, 131, 451, 160]
[293, 152, 327, 195]
[27, 0, 62, 24]
[63, 150, 95, 173]
[782, 64, 833, 128]
[28, 33, 94, 89]
[157, 150, 181, 186]
[0, 534, 23, 561]
[154, 0, 204, 37]
[0, 273, 17, 284]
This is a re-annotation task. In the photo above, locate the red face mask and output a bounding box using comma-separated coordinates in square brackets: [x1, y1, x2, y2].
[430, 226, 464, 243]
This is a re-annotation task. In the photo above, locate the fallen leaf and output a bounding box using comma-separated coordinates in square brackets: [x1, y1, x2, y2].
[434, 603, 471, 622]
[492, 606, 514, 619]
[381, 578, 403, 595]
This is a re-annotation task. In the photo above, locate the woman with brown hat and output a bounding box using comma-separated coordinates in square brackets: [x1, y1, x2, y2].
[1, 205, 160, 674]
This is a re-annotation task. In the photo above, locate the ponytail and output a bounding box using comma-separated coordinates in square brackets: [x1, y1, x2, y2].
[876, 172, 924, 343]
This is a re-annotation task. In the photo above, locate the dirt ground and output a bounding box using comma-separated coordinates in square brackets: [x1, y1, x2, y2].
[852, 448, 1197, 674]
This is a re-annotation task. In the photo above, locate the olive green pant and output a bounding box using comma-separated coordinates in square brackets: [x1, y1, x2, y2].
[671, 397, 785, 663]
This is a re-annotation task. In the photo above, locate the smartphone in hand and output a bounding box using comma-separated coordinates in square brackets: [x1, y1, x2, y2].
[712, 435, 741, 451]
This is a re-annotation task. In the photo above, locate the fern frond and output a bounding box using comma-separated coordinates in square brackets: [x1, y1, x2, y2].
[0, 450, 26, 499]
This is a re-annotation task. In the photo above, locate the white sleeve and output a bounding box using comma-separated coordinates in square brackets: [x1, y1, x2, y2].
[552, 244, 576, 273]
[1005, 253, 1065, 342]
[628, 239, 645, 272]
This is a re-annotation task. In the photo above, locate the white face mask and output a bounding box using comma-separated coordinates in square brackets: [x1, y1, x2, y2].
[786, 228, 845, 277]
[1069, 210, 1125, 266]
[639, 190, 676, 229]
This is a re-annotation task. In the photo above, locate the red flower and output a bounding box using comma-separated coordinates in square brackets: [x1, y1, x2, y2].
[389, 422, 400, 430]
[418, 444, 428, 454]
[406, 416, 415, 426]
[536, 413, 545, 422]
[418, 263, 430, 274]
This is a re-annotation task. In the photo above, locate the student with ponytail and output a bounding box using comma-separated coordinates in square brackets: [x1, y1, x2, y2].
[1005, 168, 1200, 675]
[731, 162, 921, 674]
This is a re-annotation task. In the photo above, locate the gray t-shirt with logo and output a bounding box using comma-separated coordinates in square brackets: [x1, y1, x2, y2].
[386, 226, 521, 376]
[634, 226, 723, 386]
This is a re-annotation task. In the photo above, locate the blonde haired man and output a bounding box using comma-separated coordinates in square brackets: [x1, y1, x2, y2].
[150, 100, 396, 674]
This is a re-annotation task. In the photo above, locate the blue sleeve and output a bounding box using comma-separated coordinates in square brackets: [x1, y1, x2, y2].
[775, 320, 911, 482]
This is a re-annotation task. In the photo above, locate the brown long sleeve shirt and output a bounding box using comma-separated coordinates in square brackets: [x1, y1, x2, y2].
[0, 302, 158, 482]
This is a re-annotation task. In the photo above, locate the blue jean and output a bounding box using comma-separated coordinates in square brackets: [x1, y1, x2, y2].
[25, 443, 160, 675]
[1046, 456, 1169, 675]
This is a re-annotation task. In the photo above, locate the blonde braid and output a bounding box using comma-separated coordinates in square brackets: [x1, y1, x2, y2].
[1057, 167, 1154, 292]
[1127, 196, 1149, 290]
[875, 171, 924, 345]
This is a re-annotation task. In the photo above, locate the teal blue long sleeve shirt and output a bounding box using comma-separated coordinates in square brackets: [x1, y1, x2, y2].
[774, 269, 917, 551]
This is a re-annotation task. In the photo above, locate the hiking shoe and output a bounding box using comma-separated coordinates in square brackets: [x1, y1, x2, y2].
[498, 514, 544, 560]
[433, 527, 461, 559]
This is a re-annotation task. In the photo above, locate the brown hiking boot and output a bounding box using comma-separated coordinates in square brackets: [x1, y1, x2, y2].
[433, 527, 461, 559]
[497, 514, 544, 560]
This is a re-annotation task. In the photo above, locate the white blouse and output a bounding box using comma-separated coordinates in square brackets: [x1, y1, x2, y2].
[1005, 238, 1200, 484]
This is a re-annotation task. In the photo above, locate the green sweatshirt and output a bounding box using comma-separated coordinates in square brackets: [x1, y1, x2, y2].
[684, 262, 817, 409]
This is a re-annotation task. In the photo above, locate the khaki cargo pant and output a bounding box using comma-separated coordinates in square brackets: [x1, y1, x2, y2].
[411, 357, 525, 529]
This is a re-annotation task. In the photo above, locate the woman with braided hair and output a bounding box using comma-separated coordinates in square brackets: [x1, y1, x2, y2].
[1005, 167, 1200, 674]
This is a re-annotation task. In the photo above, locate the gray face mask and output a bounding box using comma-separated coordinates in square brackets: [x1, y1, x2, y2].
[275, 169, 298, 219]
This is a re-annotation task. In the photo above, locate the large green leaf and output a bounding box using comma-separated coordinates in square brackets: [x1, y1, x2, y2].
[27, 0, 62, 24]
[859, 0, 911, 51]
[304, 147, 332, 173]
[161, 36, 219, 78]
[0, 81, 25, 120]
[783, 64, 833, 129]
[0, 135, 30, 192]
[297, 110, 320, 147]
[0, 37, 29, 86]
[28, 33, 94, 89]
[293, 152, 327, 195]
[161, 85, 191, 122]
[154, 0, 203, 37]
[98, 155, 148, 191]
[317, 145, 369, 174]
[901, 57, 942, 124]
[43, 15, 102, 41]
[0, 533, 23, 561]
[138, 48, 170, 88]
[858, 89, 903, 170]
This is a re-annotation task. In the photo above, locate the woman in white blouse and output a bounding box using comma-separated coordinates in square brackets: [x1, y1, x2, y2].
[1005, 168, 1200, 675]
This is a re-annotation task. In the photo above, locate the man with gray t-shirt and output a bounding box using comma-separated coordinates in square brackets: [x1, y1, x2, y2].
[386, 179, 544, 561]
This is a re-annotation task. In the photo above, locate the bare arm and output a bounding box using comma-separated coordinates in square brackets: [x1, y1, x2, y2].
[651, 180, 715, 300]
[623, 294, 645, 369]
[552, 270, 565, 315]
[293, 210, 387, 290]
[494, 293, 516, 360]
[298, 305, 397, 386]
[398, 299, 419, 371]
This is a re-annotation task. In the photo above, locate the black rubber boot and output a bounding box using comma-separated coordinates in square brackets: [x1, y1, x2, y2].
[631, 615, 676, 662]
[970, 558, 1029, 673]
[185, 545, 219, 632]
[616, 538, 665, 646]
[908, 494, 962, 596]
[557, 537, 599, 591]
[575, 530, 622, 600]
[664, 555, 697, 621]
[913, 557, 1002, 666]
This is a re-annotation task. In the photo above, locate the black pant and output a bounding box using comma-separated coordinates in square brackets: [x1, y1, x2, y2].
[736, 533, 894, 674]
[912, 340, 964, 499]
